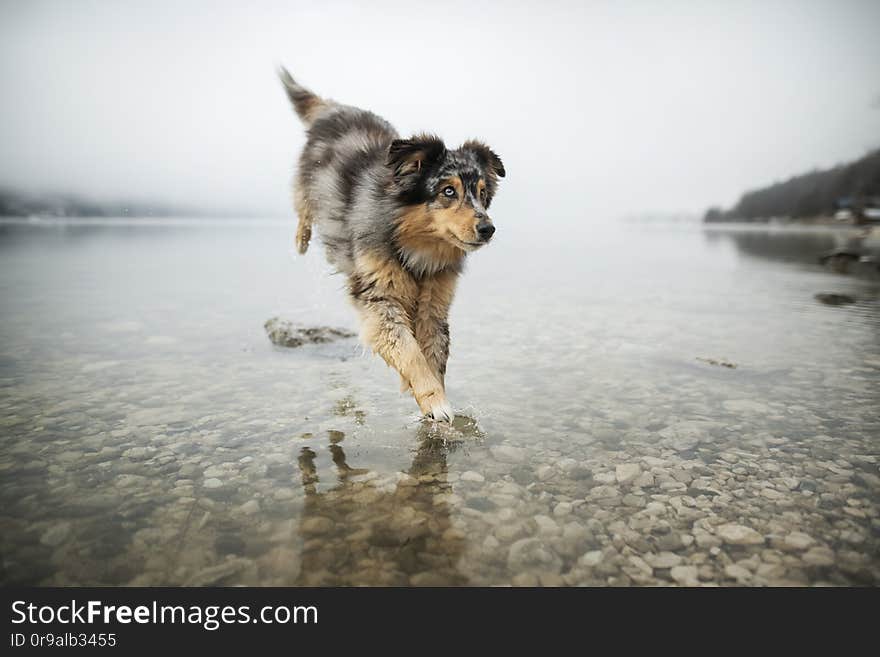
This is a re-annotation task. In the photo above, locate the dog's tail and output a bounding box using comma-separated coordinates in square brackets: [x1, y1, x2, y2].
[278, 66, 328, 126]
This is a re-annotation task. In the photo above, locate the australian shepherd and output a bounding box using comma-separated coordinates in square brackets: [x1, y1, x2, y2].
[279, 67, 505, 422]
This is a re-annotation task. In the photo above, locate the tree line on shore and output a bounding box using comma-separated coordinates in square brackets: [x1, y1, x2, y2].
[704, 148, 880, 223]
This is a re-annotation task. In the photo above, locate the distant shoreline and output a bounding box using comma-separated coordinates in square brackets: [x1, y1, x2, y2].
[0, 216, 290, 227]
[702, 148, 880, 225]
[702, 222, 878, 234]
[703, 216, 878, 228]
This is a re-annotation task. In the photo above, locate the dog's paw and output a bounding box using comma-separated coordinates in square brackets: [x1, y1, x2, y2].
[425, 397, 454, 423]
[414, 383, 453, 423]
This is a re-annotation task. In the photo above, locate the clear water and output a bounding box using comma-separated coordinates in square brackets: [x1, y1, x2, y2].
[1, 219, 878, 586]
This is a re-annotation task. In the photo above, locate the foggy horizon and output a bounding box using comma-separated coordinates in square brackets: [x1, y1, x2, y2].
[1, 0, 879, 221]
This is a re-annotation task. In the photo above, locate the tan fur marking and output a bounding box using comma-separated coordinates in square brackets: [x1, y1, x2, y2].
[294, 185, 313, 254]
[395, 147, 437, 177]
[395, 205, 466, 271]
[441, 176, 464, 199]
[356, 252, 420, 313]
[431, 204, 481, 245]
[299, 96, 326, 124]
[414, 269, 458, 384]
[352, 253, 448, 414]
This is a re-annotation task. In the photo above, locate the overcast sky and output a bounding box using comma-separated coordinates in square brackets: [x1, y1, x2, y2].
[1, 0, 878, 221]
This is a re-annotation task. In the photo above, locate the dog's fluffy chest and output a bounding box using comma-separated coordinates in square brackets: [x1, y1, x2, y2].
[397, 243, 462, 278]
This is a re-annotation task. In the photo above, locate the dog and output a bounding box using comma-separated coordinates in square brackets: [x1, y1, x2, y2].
[279, 67, 505, 423]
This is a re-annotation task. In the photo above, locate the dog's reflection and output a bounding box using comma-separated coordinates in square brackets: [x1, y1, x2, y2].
[295, 426, 468, 586]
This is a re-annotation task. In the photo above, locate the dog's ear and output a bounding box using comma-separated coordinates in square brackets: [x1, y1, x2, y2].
[387, 134, 446, 177]
[462, 140, 506, 178]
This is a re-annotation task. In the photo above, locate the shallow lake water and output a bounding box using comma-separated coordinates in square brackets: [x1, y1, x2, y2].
[1, 219, 878, 586]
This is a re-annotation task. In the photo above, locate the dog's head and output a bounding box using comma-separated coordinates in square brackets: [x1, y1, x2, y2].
[388, 134, 505, 253]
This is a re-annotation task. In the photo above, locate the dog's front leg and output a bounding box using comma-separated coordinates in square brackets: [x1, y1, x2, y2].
[414, 270, 457, 387]
[417, 318, 449, 384]
[360, 300, 453, 421]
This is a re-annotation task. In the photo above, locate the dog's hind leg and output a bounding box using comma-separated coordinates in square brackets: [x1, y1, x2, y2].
[293, 185, 314, 255]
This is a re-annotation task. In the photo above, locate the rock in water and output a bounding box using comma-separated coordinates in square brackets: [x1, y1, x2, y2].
[716, 523, 764, 546]
[670, 565, 699, 586]
[615, 463, 642, 484]
[490, 445, 527, 464]
[184, 558, 255, 586]
[264, 317, 356, 348]
[813, 293, 855, 306]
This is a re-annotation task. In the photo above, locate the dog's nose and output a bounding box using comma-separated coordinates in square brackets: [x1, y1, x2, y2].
[477, 222, 496, 240]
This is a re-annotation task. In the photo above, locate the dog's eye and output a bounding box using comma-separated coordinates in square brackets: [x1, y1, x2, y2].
[479, 189, 487, 202]
[442, 186, 456, 198]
